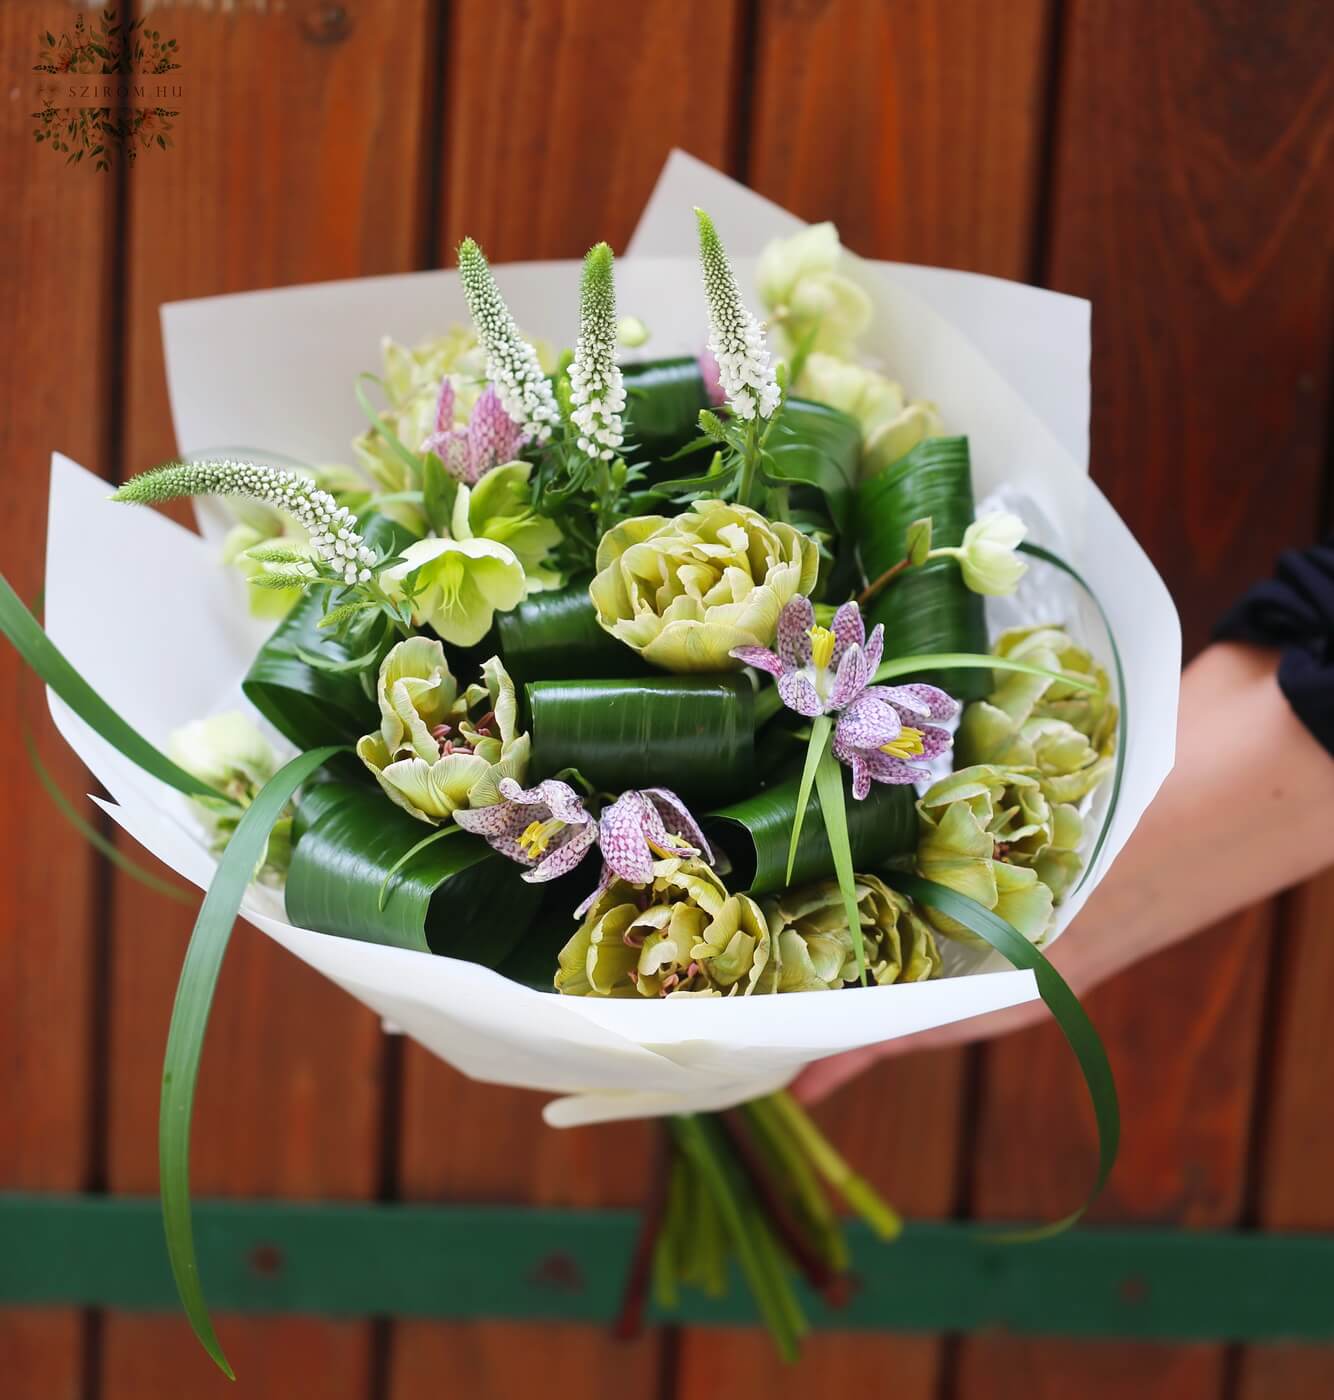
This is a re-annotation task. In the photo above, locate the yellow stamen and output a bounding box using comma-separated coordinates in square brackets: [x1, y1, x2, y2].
[517, 818, 566, 858]
[880, 726, 925, 759]
[808, 624, 836, 672]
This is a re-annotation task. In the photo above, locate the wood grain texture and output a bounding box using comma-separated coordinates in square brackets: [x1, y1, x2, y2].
[1236, 869, 1334, 1398]
[436, 0, 744, 260]
[99, 3, 434, 1395]
[391, 4, 745, 1395]
[0, 2, 117, 1394]
[745, 0, 1052, 275]
[677, 1, 1053, 1392]
[960, 1, 1334, 1395]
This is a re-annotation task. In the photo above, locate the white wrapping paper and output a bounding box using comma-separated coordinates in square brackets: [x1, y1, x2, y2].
[44, 156, 1180, 1126]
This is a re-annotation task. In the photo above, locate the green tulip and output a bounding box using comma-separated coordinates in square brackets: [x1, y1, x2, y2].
[956, 624, 1116, 802]
[915, 765, 1057, 944]
[555, 856, 770, 998]
[755, 873, 941, 991]
[589, 499, 819, 672]
[356, 637, 529, 824]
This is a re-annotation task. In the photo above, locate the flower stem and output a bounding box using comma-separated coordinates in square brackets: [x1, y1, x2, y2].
[764, 1092, 903, 1241]
[613, 1127, 672, 1341]
[743, 1098, 849, 1272]
[856, 556, 911, 608]
[670, 1115, 804, 1361]
[736, 417, 762, 509]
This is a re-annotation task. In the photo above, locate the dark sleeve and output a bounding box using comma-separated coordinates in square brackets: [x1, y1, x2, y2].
[1214, 541, 1334, 755]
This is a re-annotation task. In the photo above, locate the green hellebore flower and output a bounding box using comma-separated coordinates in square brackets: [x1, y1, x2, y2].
[555, 856, 769, 998]
[915, 764, 1057, 944]
[797, 351, 944, 477]
[355, 637, 529, 825]
[589, 498, 820, 672]
[382, 536, 526, 647]
[755, 223, 872, 357]
[956, 624, 1117, 803]
[168, 711, 291, 882]
[451, 461, 563, 594]
[755, 873, 941, 992]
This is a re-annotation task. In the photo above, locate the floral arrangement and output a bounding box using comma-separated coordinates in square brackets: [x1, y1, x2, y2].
[4, 208, 1136, 1374]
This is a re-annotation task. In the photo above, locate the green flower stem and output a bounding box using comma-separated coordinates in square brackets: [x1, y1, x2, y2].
[786, 713, 831, 883]
[736, 417, 763, 509]
[812, 741, 865, 984]
[743, 1098, 849, 1272]
[856, 555, 911, 607]
[670, 1115, 803, 1361]
[764, 1092, 903, 1241]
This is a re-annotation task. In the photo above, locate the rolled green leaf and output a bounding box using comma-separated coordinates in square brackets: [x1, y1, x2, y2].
[495, 583, 648, 683]
[526, 675, 754, 804]
[764, 397, 861, 537]
[857, 436, 990, 700]
[242, 515, 411, 749]
[708, 763, 916, 895]
[285, 781, 541, 963]
[622, 356, 710, 456]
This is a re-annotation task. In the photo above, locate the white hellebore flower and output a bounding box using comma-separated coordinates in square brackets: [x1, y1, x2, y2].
[756, 222, 872, 357]
[168, 711, 278, 795]
[934, 512, 1029, 596]
[382, 537, 526, 647]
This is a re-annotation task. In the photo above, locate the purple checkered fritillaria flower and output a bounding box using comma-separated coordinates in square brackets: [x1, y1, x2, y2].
[732, 595, 958, 798]
[453, 776, 597, 882]
[421, 379, 527, 486]
[455, 778, 714, 909]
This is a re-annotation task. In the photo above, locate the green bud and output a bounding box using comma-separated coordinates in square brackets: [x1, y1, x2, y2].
[905, 516, 932, 566]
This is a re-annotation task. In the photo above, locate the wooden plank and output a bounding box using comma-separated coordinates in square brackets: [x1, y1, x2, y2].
[389, 3, 744, 1395]
[677, 0, 1052, 1390]
[99, 3, 434, 1396]
[959, 1, 1334, 1394]
[0, 1, 118, 1394]
[437, 0, 743, 258]
[1237, 869, 1334, 1396]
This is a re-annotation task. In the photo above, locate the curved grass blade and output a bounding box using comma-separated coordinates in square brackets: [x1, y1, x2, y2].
[160, 745, 344, 1379]
[1019, 542, 1129, 895]
[0, 575, 224, 802]
[884, 870, 1119, 1237]
[377, 823, 463, 911]
[872, 651, 1099, 694]
[786, 715, 830, 884]
[355, 374, 423, 479]
[812, 742, 865, 983]
[23, 729, 197, 907]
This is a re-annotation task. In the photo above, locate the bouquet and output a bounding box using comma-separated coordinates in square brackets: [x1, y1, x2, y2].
[3, 156, 1179, 1373]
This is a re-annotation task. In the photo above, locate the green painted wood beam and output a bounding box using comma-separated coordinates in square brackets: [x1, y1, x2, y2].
[2, 1194, 1332, 1342]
